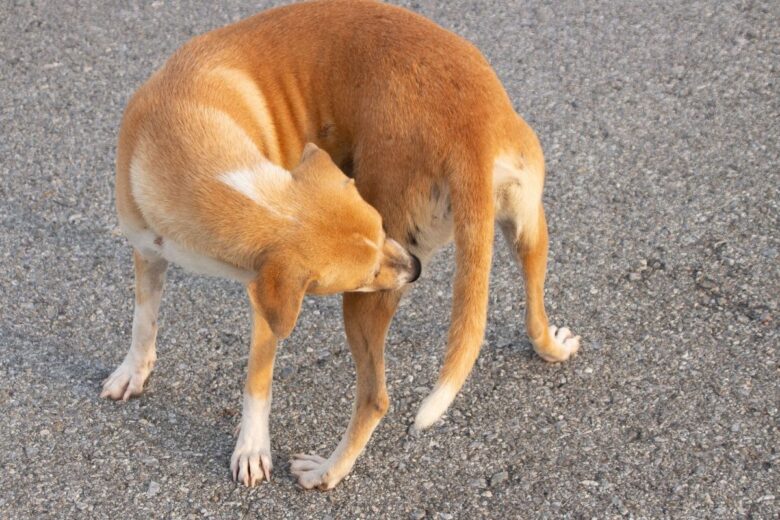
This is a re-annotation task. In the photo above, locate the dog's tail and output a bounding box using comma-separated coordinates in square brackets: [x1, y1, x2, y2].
[414, 152, 495, 430]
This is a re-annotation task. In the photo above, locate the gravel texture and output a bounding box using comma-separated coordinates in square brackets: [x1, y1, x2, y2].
[1, 0, 778, 518]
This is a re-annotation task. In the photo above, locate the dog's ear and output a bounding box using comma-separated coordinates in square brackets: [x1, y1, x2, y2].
[248, 257, 310, 339]
[299, 142, 323, 163]
[293, 142, 333, 178]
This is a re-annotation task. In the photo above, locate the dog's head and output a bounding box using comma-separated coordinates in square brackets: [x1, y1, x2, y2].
[251, 143, 421, 338]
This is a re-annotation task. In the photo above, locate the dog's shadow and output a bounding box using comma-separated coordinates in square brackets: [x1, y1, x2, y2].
[39, 249, 549, 491]
[44, 305, 359, 491]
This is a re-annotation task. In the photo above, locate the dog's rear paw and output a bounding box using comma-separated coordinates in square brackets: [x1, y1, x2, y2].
[290, 453, 342, 490]
[533, 325, 580, 363]
[100, 359, 153, 401]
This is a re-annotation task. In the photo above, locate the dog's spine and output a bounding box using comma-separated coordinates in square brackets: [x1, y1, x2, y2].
[414, 152, 495, 430]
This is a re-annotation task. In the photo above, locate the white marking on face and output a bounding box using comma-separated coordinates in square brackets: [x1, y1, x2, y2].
[413, 382, 457, 430]
[351, 285, 377, 293]
[218, 162, 296, 220]
[359, 236, 380, 251]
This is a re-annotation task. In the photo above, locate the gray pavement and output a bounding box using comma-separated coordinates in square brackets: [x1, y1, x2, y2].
[1, 1, 778, 518]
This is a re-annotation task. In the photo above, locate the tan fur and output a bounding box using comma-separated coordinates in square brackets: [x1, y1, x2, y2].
[104, 0, 580, 490]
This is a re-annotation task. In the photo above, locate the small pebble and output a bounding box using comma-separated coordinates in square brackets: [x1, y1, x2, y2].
[147, 481, 161, 497]
[490, 470, 509, 487]
[469, 478, 487, 489]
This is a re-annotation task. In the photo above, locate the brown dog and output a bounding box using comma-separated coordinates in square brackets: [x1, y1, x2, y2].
[103, 0, 580, 490]
[103, 33, 421, 489]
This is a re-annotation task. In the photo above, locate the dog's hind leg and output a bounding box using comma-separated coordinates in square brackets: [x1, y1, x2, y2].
[101, 249, 167, 400]
[494, 157, 580, 362]
[231, 284, 276, 487]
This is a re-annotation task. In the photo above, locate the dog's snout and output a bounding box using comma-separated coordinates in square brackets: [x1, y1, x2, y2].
[408, 254, 422, 283]
[385, 238, 421, 286]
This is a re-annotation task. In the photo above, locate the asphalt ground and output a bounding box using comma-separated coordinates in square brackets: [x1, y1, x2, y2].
[1, 1, 778, 518]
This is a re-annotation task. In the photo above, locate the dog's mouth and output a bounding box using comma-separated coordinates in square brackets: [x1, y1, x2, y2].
[383, 239, 421, 288]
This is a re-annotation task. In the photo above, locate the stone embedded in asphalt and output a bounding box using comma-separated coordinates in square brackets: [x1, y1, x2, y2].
[147, 481, 161, 497]
[490, 470, 509, 487]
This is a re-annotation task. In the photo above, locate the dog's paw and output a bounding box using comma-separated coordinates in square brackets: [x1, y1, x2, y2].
[289, 453, 342, 490]
[534, 325, 581, 363]
[100, 358, 154, 400]
[231, 395, 272, 487]
[231, 444, 272, 487]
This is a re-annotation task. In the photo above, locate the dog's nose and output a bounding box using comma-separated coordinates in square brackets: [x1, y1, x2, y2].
[408, 254, 422, 283]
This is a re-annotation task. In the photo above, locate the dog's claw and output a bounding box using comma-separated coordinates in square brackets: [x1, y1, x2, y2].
[261, 456, 272, 481]
[290, 453, 340, 490]
[100, 359, 153, 400]
[231, 449, 272, 487]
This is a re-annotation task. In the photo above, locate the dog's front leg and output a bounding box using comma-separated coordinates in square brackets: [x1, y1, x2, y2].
[231, 285, 276, 486]
[290, 291, 400, 490]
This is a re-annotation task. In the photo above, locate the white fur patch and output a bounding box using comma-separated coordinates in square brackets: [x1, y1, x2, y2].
[101, 290, 160, 400]
[231, 392, 273, 486]
[413, 382, 457, 430]
[351, 286, 378, 293]
[101, 253, 165, 401]
[120, 224, 254, 283]
[159, 238, 255, 282]
[237, 392, 271, 451]
[130, 289, 159, 351]
[410, 184, 454, 261]
[493, 154, 543, 239]
[540, 325, 581, 362]
[359, 236, 380, 251]
[219, 163, 291, 203]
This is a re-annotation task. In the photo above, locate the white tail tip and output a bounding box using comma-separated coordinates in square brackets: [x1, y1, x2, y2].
[413, 383, 457, 431]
